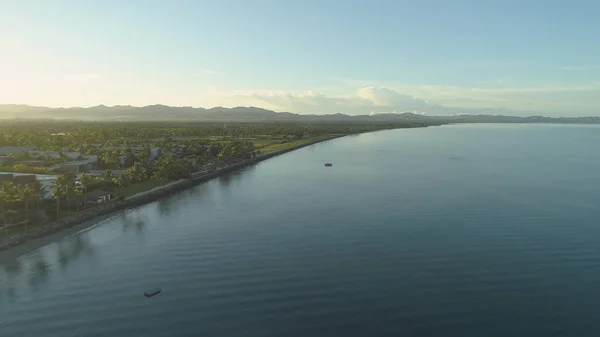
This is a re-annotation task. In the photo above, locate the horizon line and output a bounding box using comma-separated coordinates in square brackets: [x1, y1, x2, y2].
[0, 103, 598, 119]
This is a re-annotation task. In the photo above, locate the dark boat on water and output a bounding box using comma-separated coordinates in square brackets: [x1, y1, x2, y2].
[325, 163, 332, 167]
[144, 288, 162, 298]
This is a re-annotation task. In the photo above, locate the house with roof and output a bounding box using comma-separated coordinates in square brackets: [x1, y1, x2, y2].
[51, 160, 94, 174]
[0, 146, 36, 156]
[0, 172, 59, 199]
[87, 189, 113, 204]
[14, 160, 51, 167]
[0, 155, 14, 166]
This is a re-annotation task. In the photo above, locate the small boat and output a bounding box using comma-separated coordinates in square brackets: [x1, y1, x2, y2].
[144, 288, 162, 298]
[324, 163, 332, 167]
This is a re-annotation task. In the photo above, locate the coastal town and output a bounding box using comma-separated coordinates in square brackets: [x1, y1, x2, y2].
[0, 120, 430, 249]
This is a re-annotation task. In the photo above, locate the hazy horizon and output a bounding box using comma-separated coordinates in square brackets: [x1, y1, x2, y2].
[1, 1, 599, 117]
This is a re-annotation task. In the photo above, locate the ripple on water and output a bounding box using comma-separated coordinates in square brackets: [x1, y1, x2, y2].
[2, 125, 600, 337]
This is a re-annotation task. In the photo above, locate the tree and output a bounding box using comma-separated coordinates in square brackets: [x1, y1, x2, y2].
[101, 169, 115, 181]
[123, 148, 136, 167]
[0, 182, 22, 237]
[112, 173, 129, 187]
[31, 180, 44, 211]
[137, 148, 151, 162]
[65, 184, 81, 212]
[78, 173, 95, 207]
[153, 155, 194, 180]
[0, 185, 8, 228]
[51, 175, 71, 219]
[22, 186, 34, 228]
[126, 162, 148, 183]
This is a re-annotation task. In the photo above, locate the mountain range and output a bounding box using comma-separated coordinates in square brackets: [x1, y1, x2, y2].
[1, 104, 599, 124]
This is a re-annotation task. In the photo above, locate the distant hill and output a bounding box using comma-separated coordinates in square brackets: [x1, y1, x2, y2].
[0, 104, 598, 124]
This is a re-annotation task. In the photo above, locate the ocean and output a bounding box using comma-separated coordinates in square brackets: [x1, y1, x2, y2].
[1, 124, 600, 336]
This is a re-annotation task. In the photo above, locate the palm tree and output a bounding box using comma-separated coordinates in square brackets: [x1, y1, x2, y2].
[101, 169, 114, 181]
[78, 173, 95, 207]
[51, 175, 70, 219]
[22, 186, 34, 231]
[0, 187, 7, 232]
[112, 173, 128, 187]
[1, 210, 18, 238]
[1, 182, 21, 208]
[126, 162, 147, 183]
[30, 180, 44, 211]
[0, 182, 20, 239]
[65, 183, 75, 212]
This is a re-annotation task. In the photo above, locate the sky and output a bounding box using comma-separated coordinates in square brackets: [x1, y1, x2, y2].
[1, 0, 599, 116]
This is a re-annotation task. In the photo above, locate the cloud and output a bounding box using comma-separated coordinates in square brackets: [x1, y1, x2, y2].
[220, 87, 445, 115]
[356, 86, 434, 110]
[216, 83, 600, 116]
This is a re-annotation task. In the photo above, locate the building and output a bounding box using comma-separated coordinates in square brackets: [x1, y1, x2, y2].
[14, 160, 51, 167]
[29, 150, 82, 161]
[82, 155, 99, 164]
[29, 150, 61, 159]
[0, 172, 59, 199]
[0, 155, 14, 166]
[0, 146, 36, 156]
[104, 146, 160, 160]
[11, 174, 37, 186]
[51, 160, 93, 174]
[63, 151, 82, 160]
[86, 189, 113, 204]
[0, 173, 13, 183]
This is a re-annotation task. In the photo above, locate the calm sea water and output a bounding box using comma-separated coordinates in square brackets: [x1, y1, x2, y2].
[2, 124, 600, 337]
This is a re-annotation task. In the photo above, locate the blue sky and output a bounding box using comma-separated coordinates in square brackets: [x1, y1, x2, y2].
[1, 0, 599, 116]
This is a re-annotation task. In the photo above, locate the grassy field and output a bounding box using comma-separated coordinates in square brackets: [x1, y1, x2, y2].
[251, 138, 279, 147]
[259, 136, 331, 153]
[116, 178, 172, 197]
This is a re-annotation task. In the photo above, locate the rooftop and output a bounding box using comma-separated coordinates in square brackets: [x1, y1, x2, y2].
[0, 146, 36, 155]
[0, 171, 58, 181]
[50, 160, 94, 168]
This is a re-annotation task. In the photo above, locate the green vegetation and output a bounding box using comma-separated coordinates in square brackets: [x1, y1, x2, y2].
[116, 178, 172, 198]
[0, 120, 437, 238]
[259, 136, 332, 153]
[0, 165, 55, 175]
[0, 180, 45, 237]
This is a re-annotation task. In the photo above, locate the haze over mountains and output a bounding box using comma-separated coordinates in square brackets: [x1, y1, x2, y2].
[0, 104, 599, 124]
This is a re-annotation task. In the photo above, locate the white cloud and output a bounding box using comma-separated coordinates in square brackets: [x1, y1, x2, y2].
[218, 87, 447, 115]
[215, 83, 600, 116]
[356, 86, 434, 110]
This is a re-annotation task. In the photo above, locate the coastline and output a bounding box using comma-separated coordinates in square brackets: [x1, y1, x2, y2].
[0, 135, 345, 256]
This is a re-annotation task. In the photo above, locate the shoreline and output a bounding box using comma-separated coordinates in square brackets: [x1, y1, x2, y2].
[0, 135, 346, 257]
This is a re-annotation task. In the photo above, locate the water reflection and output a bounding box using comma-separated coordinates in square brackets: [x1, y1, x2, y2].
[156, 180, 224, 217]
[6, 285, 17, 303]
[218, 166, 256, 190]
[57, 243, 69, 268]
[157, 197, 175, 217]
[121, 211, 147, 234]
[28, 255, 50, 290]
[0, 234, 99, 298]
[4, 259, 22, 275]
